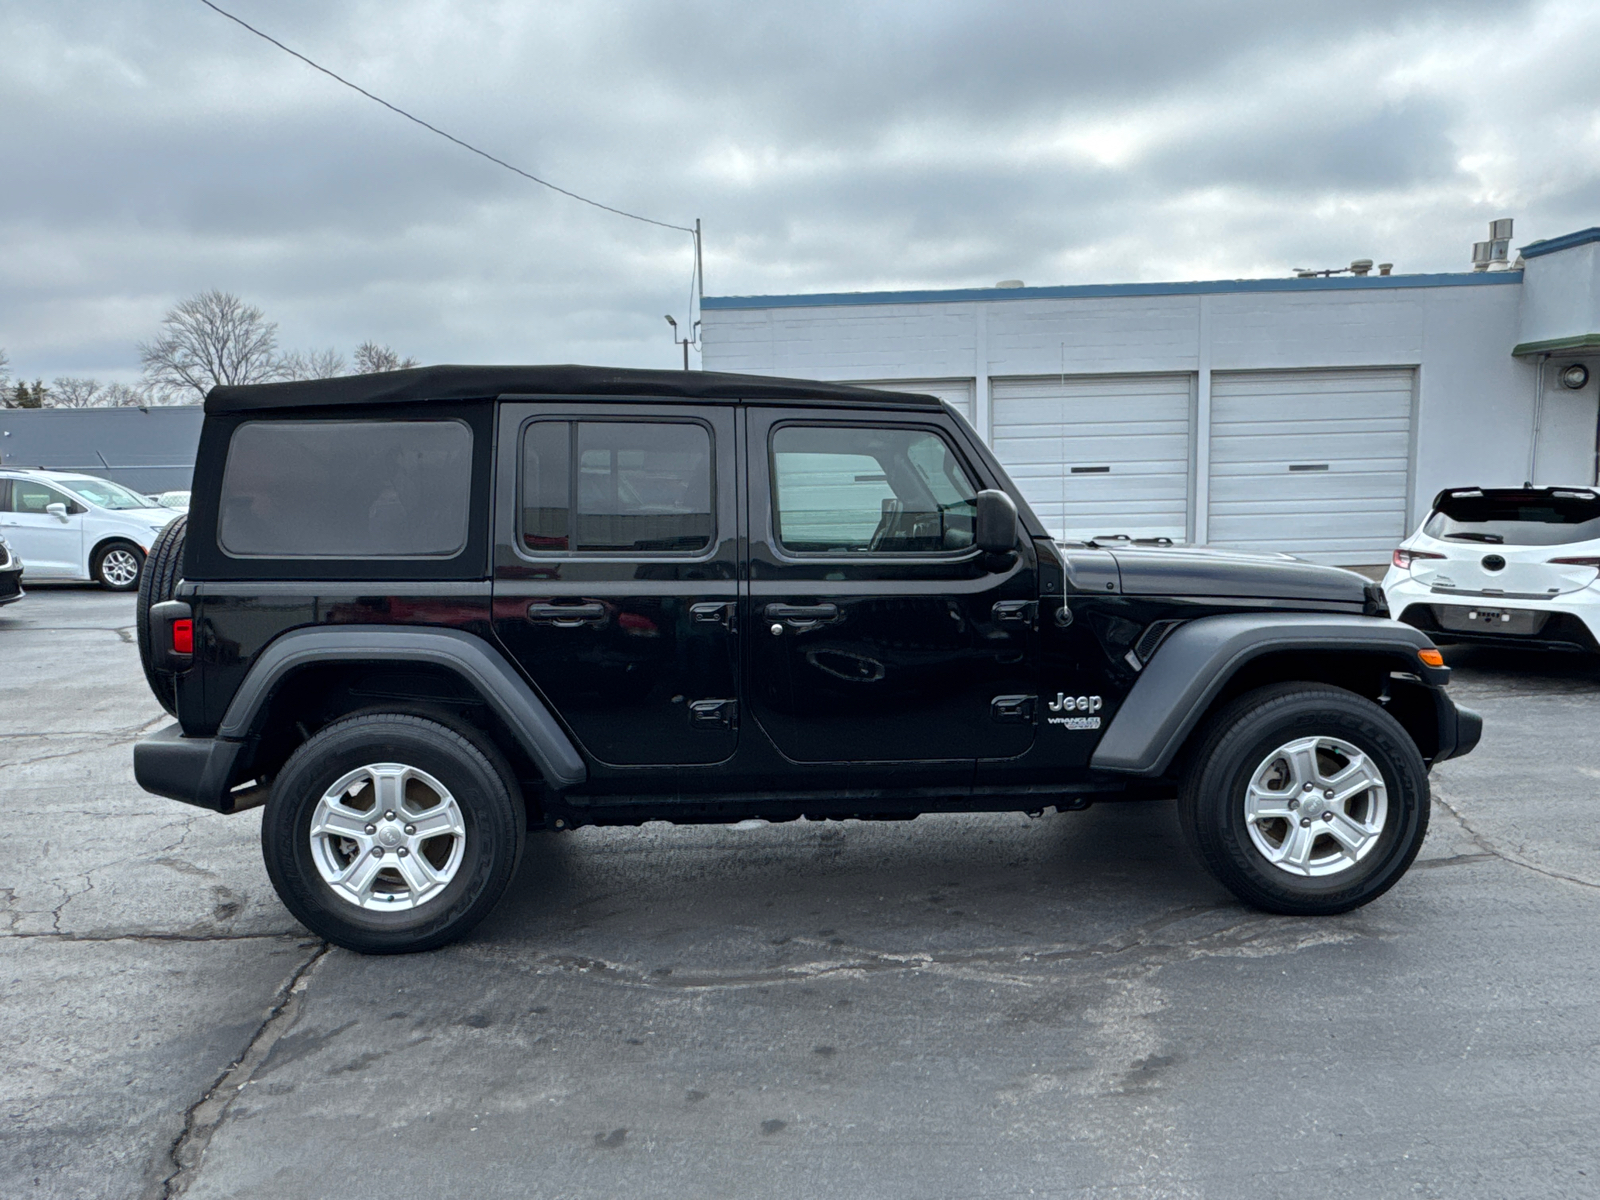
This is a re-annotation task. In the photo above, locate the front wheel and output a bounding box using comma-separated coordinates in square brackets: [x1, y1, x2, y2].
[261, 713, 526, 953]
[1178, 683, 1430, 915]
[93, 541, 144, 591]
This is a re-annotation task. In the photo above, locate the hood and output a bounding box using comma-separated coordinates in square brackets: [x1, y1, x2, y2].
[1103, 545, 1372, 605]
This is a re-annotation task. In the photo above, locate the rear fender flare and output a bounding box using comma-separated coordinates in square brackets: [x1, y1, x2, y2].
[220, 625, 587, 789]
[1089, 613, 1443, 777]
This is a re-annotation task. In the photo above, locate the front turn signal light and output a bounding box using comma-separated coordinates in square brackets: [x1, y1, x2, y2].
[1417, 648, 1445, 668]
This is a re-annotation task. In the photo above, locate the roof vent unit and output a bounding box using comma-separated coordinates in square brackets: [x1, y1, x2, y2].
[1473, 219, 1513, 271]
[994, 279, 1025, 289]
[1350, 259, 1373, 276]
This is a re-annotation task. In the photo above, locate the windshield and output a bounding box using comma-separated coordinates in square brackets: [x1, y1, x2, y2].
[64, 478, 157, 511]
[1423, 491, 1600, 547]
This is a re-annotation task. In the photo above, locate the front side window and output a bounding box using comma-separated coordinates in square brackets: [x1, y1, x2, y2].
[7, 480, 80, 516]
[519, 420, 713, 554]
[771, 425, 977, 554]
[218, 420, 473, 558]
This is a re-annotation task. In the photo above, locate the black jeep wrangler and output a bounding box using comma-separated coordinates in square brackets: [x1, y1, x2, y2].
[132, 366, 1481, 953]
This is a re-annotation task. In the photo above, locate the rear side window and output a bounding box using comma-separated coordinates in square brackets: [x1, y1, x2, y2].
[218, 420, 473, 558]
[518, 420, 713, 554]
[1424, 491, 1600, 547]
[770, 425, 977, 554]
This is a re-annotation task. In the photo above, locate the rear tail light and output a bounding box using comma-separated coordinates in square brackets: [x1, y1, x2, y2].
[171, 619, 193, 655]
[1547, 557, 1600, 567]
[1393, 548, 1446, 569]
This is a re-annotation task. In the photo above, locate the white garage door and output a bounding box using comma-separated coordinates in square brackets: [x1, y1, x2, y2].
[991, 374, 1193, 541]
[1208, 368, 1414, 564]
[851, 378, 976, 426]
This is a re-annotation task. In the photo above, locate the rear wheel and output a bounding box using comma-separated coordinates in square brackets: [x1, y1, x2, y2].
[93, 540, 144, 591]
[1178, 683, 1429, 915]
[261, 713, 525, 953]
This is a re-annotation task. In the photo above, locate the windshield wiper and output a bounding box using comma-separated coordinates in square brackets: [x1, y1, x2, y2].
[1444, 532, 1504, 543]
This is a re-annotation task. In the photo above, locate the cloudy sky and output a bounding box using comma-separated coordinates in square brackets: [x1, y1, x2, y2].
[2, 0, 1597, 384]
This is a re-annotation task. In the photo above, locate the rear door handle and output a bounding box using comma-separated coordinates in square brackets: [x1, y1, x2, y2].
[526, 601, 606, 627]
[765, 602, 839, 626]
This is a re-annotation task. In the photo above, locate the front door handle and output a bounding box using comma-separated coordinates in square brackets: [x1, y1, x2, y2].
[526, 601, 606, 627]
[765, 602, 839, 626]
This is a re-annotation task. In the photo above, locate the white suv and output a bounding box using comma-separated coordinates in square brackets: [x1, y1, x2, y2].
[0, 469, 181, 591]
[1383, 486, 1600, 653]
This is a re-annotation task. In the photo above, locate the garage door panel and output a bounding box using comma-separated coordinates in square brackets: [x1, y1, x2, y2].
[993, 373, 1192, 541]
[1208, 368, 1413, 563]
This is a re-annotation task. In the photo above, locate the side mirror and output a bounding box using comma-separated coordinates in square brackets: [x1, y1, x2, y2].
[973, 489, 1018, 553]
[45, 502, 69, 522]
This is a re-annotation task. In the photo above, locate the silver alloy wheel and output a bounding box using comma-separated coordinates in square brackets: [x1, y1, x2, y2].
[100, 548, 141, 587]
[1242, 735, 1388, 878]
[308, 763, 467, 911]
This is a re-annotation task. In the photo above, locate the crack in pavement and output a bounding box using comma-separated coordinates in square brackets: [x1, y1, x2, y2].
[466, 904, 1355, 993]
[1431, 789, 1600, 892]
[6, 930, 304, 944]
[155, 940, 331, 1200]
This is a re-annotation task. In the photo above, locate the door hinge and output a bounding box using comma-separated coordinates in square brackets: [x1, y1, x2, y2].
[991, 600, 1037, 625]
[688, 698, 737, 729]
[689, 601, 735, 627]
[990, 694, 1036, 724]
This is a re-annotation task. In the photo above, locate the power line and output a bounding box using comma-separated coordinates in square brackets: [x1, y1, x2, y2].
[196, 0, 696, 236]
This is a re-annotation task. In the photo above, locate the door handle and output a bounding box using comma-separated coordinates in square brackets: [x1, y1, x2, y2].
[765, 602, 839, 626]
[526, 601, 606, 627]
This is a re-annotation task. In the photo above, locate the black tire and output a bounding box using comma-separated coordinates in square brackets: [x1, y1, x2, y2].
[136, 515, 187, 716]
[1178, 683, 1430, 916]
[93, 539, 144, 591]
[261, 713, 525, 954]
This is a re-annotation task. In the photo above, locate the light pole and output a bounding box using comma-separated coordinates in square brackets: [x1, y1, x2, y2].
[665, 315, 699, 371]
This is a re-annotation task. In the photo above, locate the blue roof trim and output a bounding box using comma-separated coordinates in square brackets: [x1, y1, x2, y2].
[702, 270, 1522, 310]
[1520, 227, 1600, 259]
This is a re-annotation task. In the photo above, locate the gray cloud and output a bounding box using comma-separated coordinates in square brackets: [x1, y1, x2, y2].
[0, 0, 1594, 381]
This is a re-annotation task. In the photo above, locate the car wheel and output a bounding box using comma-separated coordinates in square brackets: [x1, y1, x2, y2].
[1178, 683, 1429, 915]
[93, 541, 144, 591]
[261, 713, 526, 954]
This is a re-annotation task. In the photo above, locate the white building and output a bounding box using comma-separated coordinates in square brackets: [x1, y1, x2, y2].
[702, 226, 1600, 565]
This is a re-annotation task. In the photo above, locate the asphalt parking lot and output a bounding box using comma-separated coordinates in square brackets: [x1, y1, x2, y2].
[3, 587, 1599, 1199]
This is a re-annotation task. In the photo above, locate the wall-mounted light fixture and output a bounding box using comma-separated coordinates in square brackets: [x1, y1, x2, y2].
[1560, 363, 1590, 390]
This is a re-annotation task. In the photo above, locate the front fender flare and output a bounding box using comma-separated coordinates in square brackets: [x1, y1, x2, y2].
[220, 625, 587, 789]
[1089, 612, 1441, 777]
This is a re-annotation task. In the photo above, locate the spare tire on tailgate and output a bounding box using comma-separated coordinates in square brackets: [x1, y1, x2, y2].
[136, 514, 187, 716]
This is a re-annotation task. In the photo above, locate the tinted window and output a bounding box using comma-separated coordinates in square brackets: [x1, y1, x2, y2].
[1424, 491, 1600, 547]
[519, 421, 713, 554]
[771, 426, 977, 553]
[219, 420, 473, 558]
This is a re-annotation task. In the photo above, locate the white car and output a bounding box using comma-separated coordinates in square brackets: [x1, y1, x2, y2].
[1383, 485, 1600, 653]
[0, 469, 181, 591]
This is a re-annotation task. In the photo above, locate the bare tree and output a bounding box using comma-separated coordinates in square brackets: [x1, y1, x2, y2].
[0, 347, 10, 393]
[353, 342, 419, 374]
[278, 347, 347, 380]
[100, 382, 150, 407]
[139, 290, 283, 402]
[49, 377, 106, 408]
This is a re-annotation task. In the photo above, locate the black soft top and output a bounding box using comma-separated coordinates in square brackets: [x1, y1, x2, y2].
[205, 364, 941, 415]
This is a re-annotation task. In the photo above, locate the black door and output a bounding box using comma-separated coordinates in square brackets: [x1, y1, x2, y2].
[744, 408, 1038, 764]
[491, 402, 740, 766]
